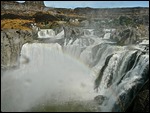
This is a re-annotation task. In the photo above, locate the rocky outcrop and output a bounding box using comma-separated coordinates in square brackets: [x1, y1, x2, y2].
[94, 95, 108, 105]
[1, 1, 45, 7]
[74, 7, 149, 20]
[1, 1, 149, 25]
[24, 1, 45, 7]
[126, 80, 149, 112]
[63, 26, 84, 44]
[1, 1, 45, 11]
[110, 27, 147, 45]
[33, 12, 59, 23]
[50, 22, 64, 35]
[1, 29, 35, 69]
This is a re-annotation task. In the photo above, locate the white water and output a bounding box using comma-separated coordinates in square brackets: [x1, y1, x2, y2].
[103, 33, 111, 39]
[139, 39, 149, 45]
[1, 43, 97, 112]
[38, 29, 64, 39]
[38, 29, 55, 38]
[1, 28, 149, 112]
[62, 29, 149, 111]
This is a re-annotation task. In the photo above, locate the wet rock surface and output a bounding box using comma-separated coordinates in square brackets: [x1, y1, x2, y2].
[94, 95, 108, 105]
[126, 80, 149, 112]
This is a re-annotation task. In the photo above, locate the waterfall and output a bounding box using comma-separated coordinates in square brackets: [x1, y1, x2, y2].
[62, 29, 149, 111]
[38, 29, 64, 39]
[1, 43, 97, 112]
[38, 29, 55, 38]
[1, 28, 149, 112]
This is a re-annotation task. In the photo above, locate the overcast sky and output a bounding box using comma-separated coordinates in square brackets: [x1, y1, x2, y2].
[18, 1, 149, 9]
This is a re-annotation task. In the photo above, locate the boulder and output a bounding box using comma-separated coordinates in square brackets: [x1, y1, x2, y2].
[94, 95, 108, 105]
[126, 80, 149, 112]
[63, 25, 84, 44]
[50, 22, 64, 35]
[110, 27, 140, 45]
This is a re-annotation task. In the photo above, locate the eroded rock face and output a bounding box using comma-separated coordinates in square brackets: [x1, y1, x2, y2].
[50, 22, 64, 35]
[74, 7, 149, 19]
[110, 27, 141, 45]
[126, 80, 149, 112]
[1, 29, 34, 68]
[24, 1, 45, 7]
[94, 95, 108, 105]
[63, 26, 84, 44]
[1, 1, 45, 11]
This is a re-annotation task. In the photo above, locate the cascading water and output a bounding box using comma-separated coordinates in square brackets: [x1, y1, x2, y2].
[38, 29, 56, 38]
[61, 29, 149, 112]
[1, 28, 149, 112]
[1, 43, 98, 112]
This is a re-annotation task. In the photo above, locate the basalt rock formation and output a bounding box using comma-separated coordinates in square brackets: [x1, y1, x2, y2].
[1, 29, 37, 69]
[24, 1, 45, 7]
[1, 1, 45, 11]
[1, 1, 149, 112]
[1, 1, 149, 24]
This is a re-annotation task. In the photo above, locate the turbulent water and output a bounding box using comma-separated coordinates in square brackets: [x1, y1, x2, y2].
[1, 29, 149, 112]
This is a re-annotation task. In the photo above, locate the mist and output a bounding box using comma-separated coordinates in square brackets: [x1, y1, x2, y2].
[1, 43, 97, 112]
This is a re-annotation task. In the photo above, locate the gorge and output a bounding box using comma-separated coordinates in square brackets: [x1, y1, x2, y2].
[1, 1, 149, 112]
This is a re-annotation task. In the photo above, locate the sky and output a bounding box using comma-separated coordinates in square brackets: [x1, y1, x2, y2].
[18, 1, 149, 9]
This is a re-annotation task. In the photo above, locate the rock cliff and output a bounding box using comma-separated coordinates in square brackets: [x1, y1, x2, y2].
[1, 1, 45, 11]
[1, 29, 37, 69]
[1, 2, 149, 112]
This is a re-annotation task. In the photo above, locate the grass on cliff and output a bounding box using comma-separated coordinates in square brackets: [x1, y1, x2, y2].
[1, 19, 34, 30]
